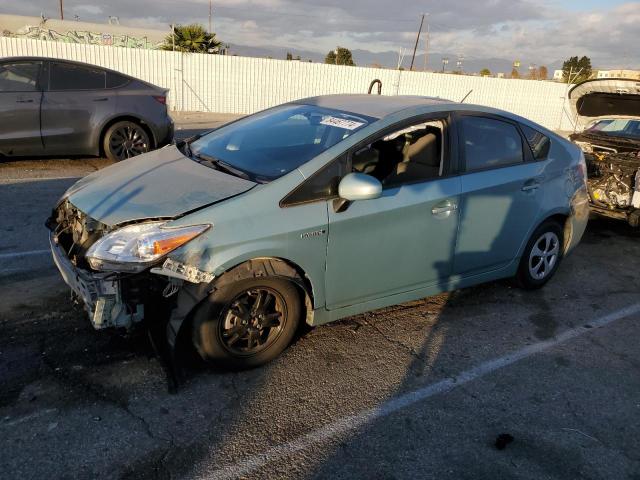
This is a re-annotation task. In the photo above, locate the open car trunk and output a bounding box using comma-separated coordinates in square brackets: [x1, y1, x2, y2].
[568, 79, 640, 226]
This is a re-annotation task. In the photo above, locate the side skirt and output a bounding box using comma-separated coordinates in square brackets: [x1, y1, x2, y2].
[309, 261, 519, 326]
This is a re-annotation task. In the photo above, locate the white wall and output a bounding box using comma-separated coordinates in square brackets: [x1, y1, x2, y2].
[0, 36, 577, 130]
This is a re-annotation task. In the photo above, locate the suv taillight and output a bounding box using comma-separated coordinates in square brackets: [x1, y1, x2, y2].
[153, 95, 167, 105]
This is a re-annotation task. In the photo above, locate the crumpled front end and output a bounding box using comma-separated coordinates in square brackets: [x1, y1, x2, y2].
[47, 200, 172, 329]
[570, 135, 640, 226]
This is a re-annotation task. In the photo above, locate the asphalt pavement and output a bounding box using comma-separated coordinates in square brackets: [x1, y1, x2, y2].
[1, 117, 640, 480]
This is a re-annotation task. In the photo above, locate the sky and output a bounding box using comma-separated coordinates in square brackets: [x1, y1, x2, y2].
[2, 0, 638, 68]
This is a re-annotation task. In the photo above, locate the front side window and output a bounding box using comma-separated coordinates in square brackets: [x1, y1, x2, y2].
[190, 104, 373, 182]
[461, 116, 523, 172]
[352, 119, 446, 187]
[49, 62, 106, 90]
[0, 62, 41, 92]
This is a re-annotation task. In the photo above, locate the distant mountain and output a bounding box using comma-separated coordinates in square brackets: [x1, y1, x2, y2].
[227, 43, 561, 76]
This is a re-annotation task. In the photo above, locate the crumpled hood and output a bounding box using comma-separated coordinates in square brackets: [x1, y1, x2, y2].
[569, 79, 640, 128]
[66, 145, 256, 226]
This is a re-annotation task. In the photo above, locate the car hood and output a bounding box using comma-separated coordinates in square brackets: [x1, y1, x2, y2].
[65, 145, 257, 226]
[569, 79, 640, 128]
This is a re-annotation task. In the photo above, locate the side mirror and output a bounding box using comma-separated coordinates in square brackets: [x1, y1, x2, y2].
[338, 172, 382, 201]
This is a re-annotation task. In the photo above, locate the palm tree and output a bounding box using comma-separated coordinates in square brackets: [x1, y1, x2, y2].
[162, 24, 221, 53]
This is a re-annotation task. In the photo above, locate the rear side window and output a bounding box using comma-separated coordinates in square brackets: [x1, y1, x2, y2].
[520, 124, 551, 160]
[461, 116, 523, 172]
[106, 71, 129, 88]
[0, 62, 41, 92]
[50, 62, 106, 90]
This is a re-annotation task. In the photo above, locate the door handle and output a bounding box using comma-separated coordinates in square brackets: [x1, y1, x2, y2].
[16, 99, 34, 103]
[432, 201, 458, 217]
[93, 97, 108, 102]
[521, 180, 540, 192]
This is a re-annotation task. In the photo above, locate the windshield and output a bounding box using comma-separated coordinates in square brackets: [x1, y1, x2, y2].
[190, 104, 374, 182]
[586, 119, 640, 139]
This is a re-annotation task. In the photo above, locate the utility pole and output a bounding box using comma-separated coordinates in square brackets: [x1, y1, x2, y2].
[59, 0, 64, 20]
[409, 13, 425, 71]
[208, 0, 213, 32]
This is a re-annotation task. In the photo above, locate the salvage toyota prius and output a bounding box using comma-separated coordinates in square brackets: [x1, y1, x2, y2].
[47, 95, 589, 369]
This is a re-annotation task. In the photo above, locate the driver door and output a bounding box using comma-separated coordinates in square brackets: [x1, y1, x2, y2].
[324, 116, 461, 310]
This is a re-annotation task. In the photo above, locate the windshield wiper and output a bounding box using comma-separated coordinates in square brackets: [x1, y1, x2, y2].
[192, 152, 252, 181]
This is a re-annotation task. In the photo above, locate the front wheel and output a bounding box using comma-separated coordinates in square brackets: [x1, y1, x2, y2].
[103, 121, 151, 161]
[192, 278, 301, 369]
[516, 220, 564, 290]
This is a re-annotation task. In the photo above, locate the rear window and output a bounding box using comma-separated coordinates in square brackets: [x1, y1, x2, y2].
[520, 124, 551, 159]
[50, 62, 106, 90]
[461, 116, 524, 172]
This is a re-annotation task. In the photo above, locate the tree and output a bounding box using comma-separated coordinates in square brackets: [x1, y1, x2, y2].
[510, 68, 520, 79]
[162, 24, 221, 53]
[479, 68, 491, 77]
[286, 52, 293, 60]
[562, 56, 592, 83]
[325, 47, 355, 66]
[538, 65, 548, 80]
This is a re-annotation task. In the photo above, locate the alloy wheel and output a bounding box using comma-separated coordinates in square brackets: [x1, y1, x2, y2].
[109, 124, 149, 160]
[219, 288, 287, 356]
[528, 231, 560, 280]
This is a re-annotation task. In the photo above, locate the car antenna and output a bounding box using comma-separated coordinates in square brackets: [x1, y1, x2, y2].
[460, 89, 473, 103]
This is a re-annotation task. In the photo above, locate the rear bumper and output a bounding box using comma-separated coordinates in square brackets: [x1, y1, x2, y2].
[49, 233, 143, 329]
[566, 187, 590, 254]
[154, 117, 174, 147]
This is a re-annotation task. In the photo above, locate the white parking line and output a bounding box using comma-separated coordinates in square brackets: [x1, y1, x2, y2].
[0, 175, 80, 183]
[0, 249, 50, 260]
[202, 302, 640, 480]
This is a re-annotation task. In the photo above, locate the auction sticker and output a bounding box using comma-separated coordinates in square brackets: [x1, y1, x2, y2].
[320, 116, 365, 130]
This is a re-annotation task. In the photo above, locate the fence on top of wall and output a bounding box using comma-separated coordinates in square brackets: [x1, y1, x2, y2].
[0, 36, 577, 131]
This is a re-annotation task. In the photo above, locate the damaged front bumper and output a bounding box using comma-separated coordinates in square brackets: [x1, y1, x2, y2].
[50, 232, 143, 329]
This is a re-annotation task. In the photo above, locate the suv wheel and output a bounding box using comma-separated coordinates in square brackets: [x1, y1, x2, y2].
[516, 220, 564, 290]
[192, 277, 301, 369]
[103, 120, 151, 161]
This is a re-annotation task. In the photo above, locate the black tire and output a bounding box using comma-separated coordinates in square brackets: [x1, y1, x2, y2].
[516, 220, 564, 290]
[103, 120, 151, 161]
[192, 277, 301, 369]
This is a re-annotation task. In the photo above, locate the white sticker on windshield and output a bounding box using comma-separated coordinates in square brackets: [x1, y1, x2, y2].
[320, 116, 365, 130]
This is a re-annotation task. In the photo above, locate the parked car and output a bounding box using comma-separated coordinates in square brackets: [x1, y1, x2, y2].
[568, 78, 640, 226]
[0, 56, 173, 161]
[47, 95, 589, 370]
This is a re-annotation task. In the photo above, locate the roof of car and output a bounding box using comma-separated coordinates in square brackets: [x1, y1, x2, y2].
[293, 94, 455, 119]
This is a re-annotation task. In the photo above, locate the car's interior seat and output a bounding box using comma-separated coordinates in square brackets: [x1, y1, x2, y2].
[384, 130, 441, 185]
[352, 146, 379, 174]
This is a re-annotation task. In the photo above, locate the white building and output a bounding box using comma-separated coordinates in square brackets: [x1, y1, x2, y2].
[596, 69, 640, 80]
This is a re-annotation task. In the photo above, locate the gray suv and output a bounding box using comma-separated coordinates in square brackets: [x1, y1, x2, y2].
[0, 57, 173, 161]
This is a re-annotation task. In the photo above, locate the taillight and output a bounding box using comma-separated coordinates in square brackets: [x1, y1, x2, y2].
[576, 152, 588, 185]
[153, 95, 166, 105]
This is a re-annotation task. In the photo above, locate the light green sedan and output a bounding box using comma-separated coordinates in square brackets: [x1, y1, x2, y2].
[48, 95, 589, 373]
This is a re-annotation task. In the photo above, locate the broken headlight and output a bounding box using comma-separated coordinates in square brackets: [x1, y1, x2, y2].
[86, 222, 210, 272]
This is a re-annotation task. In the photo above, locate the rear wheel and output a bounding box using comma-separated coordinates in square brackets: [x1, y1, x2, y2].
[103, 120, 151, 161]
[516, 220, 564, 289]
[192, 277, 301, 369]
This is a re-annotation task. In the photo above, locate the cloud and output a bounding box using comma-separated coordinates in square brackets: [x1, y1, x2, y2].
[73, 5, 104, 16]
[2, 0, 637, 68]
